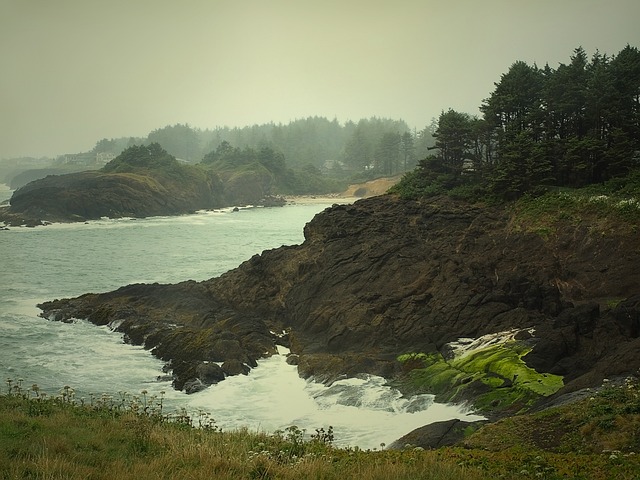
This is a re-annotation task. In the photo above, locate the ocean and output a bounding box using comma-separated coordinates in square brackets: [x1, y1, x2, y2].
[0, 190, 482, 448]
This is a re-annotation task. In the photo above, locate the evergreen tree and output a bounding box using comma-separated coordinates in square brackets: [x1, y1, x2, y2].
[432, 109, 475, 179]
[400, 131, 415, 172]
[375, 132, 401, 175]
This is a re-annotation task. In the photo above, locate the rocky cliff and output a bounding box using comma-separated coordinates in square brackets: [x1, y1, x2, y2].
[0, 144, 286, 227]
[0, 169, 226, 226]
[38, 194, 640, 412]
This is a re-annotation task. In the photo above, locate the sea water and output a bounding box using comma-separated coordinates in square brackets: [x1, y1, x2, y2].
[0, 194, 482, 448]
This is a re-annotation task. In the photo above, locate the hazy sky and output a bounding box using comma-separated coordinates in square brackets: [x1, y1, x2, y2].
[1, 0, 639, 159]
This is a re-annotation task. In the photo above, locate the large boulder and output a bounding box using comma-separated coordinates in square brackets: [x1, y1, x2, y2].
[196, 362, 226, 385]
[386, 419, 487, 450]
[222, 359, 250, 376]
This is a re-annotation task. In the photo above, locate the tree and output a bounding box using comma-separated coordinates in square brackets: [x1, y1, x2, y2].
[92, 138, 116, 154]
[258, 147, 286, 176]
[343, 122, 373, 170]
[147, 124, 201, 162]
[482, 61, 544, 139]
[102, 143, 178, 174]
[414, 122, 436, 160]
[400, 132, 415, 172]
[605, 45, 640, 177]
[433, 109, 475, 178]
[491, 131, 554, 198]
[375, 132, 401, 175]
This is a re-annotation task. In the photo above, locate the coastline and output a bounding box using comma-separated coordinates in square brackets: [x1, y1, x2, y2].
[283, 194, 360, 205]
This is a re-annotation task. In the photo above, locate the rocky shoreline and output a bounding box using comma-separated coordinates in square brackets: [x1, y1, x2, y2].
[38, 194, 640, 435]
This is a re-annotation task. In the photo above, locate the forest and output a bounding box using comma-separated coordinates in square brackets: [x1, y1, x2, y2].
[91, 117, 432, 180]
[90, 45, 640, 202]
[6, 45, 637, 202]
[397, 45, 640, 200]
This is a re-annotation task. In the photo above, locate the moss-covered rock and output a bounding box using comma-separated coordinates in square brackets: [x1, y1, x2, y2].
[397, 338, 564, 416]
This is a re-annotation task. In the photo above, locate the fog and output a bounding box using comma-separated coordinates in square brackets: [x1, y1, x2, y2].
[1, 0, 639, 159]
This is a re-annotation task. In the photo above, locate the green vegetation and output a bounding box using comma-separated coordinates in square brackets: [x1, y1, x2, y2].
[509, 168, 640, 235]
[0, 379, 481, 480]
[397, 342, 564, 415]
[465, 376, 640, 458]
[201, 141, 347, 196]
[3, 377, 639, 479]
[391, 45, 640, 203]
[101, 143, 216, 188]
[90, 117, 429, 180]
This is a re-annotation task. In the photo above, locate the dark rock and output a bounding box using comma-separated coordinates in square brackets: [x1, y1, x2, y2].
[0, 167, 226, 225]
[614, 294, 640, 338]
[195, 362, 225, 385]
[387, 419, 487, 450]
[260, 195, 286, 207]
[210, 339, 244, 361]
[222, 359, 250, 376]
[36, 194, 640, 407]
[183, 378, 207, 394]
[514, 329, 533, 341]
[0, 145, 290, 227]
[286, 354, 300, 365]
[553, 303, 600, 335]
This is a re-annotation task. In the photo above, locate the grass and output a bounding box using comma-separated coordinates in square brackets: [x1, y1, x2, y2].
[511, 183, 640, 237]
[390, 166, 640, 237]
[0, 380, 483, 480]
[3, 378, 640, 479]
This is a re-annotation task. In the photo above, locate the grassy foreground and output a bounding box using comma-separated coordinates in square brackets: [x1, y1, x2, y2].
[2, 379, 640, 479]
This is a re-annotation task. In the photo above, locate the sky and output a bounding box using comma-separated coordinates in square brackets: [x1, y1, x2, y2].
[1, 0, 639, 159]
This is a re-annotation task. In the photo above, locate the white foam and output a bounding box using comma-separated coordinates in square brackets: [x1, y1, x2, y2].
[446, 328, 535, 359]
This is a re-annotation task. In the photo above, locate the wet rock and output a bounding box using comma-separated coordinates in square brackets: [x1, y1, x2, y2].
[183, 378, 207, 394]
[195, 362, 225, 385]
[222, 359, 250, 376]
[286, 353, 300, 365]
[37, 194, 640, 407]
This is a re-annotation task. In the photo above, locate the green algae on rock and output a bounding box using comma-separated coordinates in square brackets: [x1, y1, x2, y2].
[397, 329, 564, 415]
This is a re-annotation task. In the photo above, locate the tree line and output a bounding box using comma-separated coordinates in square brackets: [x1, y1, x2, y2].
[91, 116, 436, 179]
[413, 45, 639, 200]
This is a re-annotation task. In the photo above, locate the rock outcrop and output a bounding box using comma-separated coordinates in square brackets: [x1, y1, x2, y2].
[386, 419, 487, 450]
[0, 143, 287, 227]
[0, 168, 225, 226]
[38, 195, 640, 411]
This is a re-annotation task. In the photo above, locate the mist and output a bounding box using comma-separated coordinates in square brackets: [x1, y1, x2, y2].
[1, 0, 639, 159]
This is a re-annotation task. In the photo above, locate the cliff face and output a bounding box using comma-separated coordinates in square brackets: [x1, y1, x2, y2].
[211, 195, 640, 388]
[0, 169, 225, 226]
[39, 195, 640, 407]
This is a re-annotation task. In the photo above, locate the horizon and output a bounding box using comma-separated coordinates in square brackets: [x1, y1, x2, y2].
[2, 0, 639, 159]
